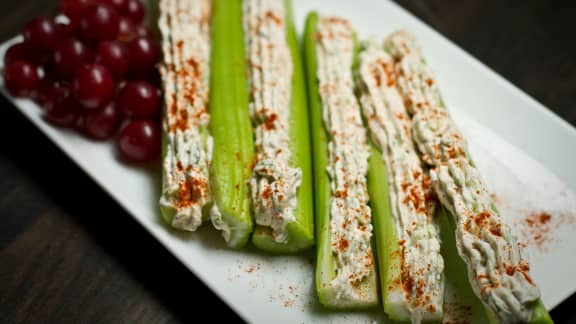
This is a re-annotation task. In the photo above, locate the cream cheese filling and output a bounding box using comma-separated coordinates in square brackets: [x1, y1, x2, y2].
[316, 16, 375, 300]
[385, 30, 541, 323]
[358, 41, 444, 322]
[243, 0, 301, 243]
[158, 0, 213, 231]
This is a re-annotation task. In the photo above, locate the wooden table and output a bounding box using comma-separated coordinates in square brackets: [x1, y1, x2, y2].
[1, 1, 575, 323]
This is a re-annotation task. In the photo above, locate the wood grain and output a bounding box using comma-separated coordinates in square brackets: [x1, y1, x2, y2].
[1, 0, 575, 323]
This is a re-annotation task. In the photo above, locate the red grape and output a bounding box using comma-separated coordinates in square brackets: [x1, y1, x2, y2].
[83, 101, 122, 139]
[4, 42, 46, 66]
[117, 17, 137, 41]
[120, 0, 145, 25]
[60, 0, 94, 20]
[117, 119, 161, 162]
[100, 0, 127, 12]
[118, 18, 152, 42]
[73, 64, 116, 109]
[56, 20, 80, 38]
[135, 25, 152, 38]
[43, 85, 82, 127]
[23, 17, 62, 51]
[18, 0, 160, 167]
[117, 81, 160, 117]
[74, 112, 86, 133]
[53, 38, 93, 79]
[95, 41, 130, 79]
[79, 3, 120, 42]
[34, 72, 64, 106]
[127, 36, 160, 77]
[4, 60, 39, 97]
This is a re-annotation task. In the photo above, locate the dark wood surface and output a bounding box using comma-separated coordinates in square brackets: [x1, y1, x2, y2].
[1, 1, 575, 323]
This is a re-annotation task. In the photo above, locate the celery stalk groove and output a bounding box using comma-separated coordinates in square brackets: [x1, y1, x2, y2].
[304, 12, 377, 309]
[209, 0, 254, 249]
[251, 0, 315, 253]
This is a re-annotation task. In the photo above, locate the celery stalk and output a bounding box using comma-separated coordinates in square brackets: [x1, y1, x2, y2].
[383, 30, 552, 323]
[304, 12, 378, 309]
[251, 0, 315, 253]
[209, 0, 254, 249]
[441, 207, 552, 324]
[529, 300, 553, 324]
[366, 146, 406, 317]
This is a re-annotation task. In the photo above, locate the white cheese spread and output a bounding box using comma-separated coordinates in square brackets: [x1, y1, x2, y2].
[243, 0, 301, 243]
[158, 0, 212, 231]
[358, 41, 444, 322]
[315, 16, 375, 301]
[385, 30, 541, 323]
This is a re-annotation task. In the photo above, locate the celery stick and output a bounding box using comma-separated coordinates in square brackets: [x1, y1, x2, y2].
[358, 41, 445, 322]
[209, 0, 254, 249]
[158, 0, 212, 231]
[384, 30, 553, 323]
[250, 0, 315, 253]
[304, 12, 378, 309]
[366, 146, 406, 318]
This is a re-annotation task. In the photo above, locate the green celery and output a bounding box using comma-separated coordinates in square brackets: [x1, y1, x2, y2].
[304, 12, 377, 309]
[209, 0, 254, 249]
[251, 0, 315, 253]
[441, 207, 552, 324]
[366, 146, 408, 319]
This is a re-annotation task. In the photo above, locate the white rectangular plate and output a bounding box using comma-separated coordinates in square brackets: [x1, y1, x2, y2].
[2, 1, 576, 323]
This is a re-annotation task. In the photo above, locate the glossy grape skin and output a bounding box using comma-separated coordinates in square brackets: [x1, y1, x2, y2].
[120, 0, 145, 25]
[83, 101, 122, 139]
[4, 60, 39, 98]
[43, 85, 82, 127]
[4, 42, 47, 66]
[72, 64, 116, 109]
[127, 36, 160, 78]
[23, 17, 63, 51]
[117, 81, 161, 117]
[117, 119, 161, 162]
[117, 17, 137, 41]
[34, 72, 66, 107]
[56, 20, 80, 38]
[79, 3, 121, 42]
[60, 0, 94, 20]
[100, 0, 127, 12]
[95, 41, 130, 79]
[53, 37, 93, 79]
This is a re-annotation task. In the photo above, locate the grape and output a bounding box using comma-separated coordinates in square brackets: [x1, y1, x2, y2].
[83, 101, 122, 139]
[60, 0, 94, 20]
[53, 37, 93, 79]
[4, 42, 46, 66]
[117, 17, 137, 41]
[4, 60, 39, 98]
[43, 85, 82, 127]
[135, 25, 152, 38]
[56, 20, 80, 38]
[95, 41, 130, 79]
[100, 0, 127, 12]
[74, 113, 86, 133]
[72, 64, 116, 109]
[117, 119, 161, 162]
[117, 81, 160, 117]
[23, 17, 62, 51]
[120, 0, 145, 25]
[118, 19, 151, 42]
[79, 3, 120, 42]
[24, 0, 161, 165]
[127, 36, 160, 77]
[34, 72, 64, 107]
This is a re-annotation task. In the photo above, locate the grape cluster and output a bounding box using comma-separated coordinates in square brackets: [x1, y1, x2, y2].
[3, 0, 162, 163]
